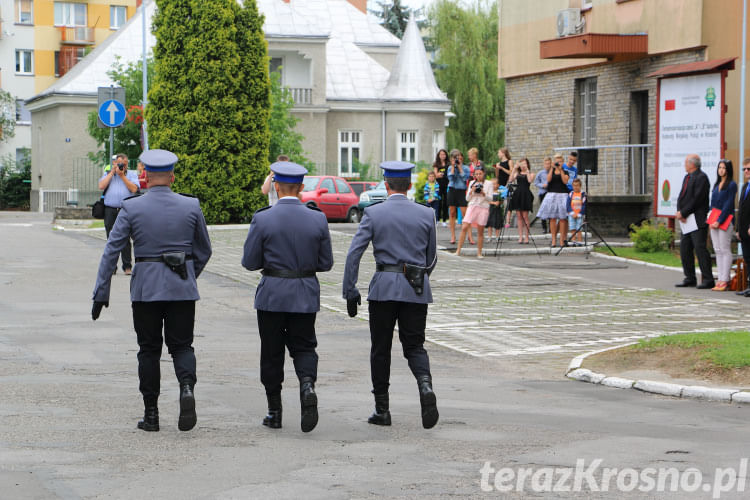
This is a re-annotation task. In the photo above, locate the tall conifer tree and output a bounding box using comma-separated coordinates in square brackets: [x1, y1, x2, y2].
[147, 0, 270, 223]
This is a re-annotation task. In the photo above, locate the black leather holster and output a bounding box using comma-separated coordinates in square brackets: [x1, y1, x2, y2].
[162, 251, 188, 280]
[403, 263, 427, 295]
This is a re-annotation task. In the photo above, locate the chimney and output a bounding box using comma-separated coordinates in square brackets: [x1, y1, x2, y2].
[347, 0, 367, 13]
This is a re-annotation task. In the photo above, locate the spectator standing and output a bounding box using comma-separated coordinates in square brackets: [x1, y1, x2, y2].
[456, 166, 493, 258]
[536, 154, 570, 247]
[534, 157, 551, 233]
[261, 155, 290, 207]
[675, 154, 714, 289]
[432, 149, 450, 226]
[508, 158, 535, 244]
[708, 160, 737, 291]
[98, 153, 140, 275]
[564, 151, 578, 192]
[736, 158, 750, 296]
[424, 171, 441, 221]
[447, 149, 470, 244]
[136, 161, 148, 190]
[493, 149, 513, 228]
[486, 177, 504, 241]
[566, 178, 587, 245]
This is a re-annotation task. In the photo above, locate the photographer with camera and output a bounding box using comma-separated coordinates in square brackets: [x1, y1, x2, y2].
[447, 149, 470, 244]
[455, 166, 493, 258]
[98, 153, 140, 275]
[536, 153, 570, 247]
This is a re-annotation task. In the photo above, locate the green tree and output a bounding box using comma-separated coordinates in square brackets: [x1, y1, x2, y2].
[0, 149, 31, 210]
[371, 0, 417, 39]
[86, 57, 154, 166]
[0, 89, 16, 142]
[147, 0, 270, 223]
[427, 0, 504, 161]
[268, 71, 314, 172]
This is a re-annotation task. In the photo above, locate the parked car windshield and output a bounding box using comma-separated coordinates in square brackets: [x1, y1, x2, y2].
[374, 181, 385, 190]
[302, 177, 320, 192]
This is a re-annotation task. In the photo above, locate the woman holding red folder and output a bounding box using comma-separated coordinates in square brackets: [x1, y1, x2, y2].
[708, 159, 737, 291]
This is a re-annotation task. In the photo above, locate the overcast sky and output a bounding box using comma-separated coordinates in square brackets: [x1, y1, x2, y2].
[368, 0, 439, 15]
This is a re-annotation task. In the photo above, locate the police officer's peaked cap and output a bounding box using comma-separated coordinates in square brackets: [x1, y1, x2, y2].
[270, 161, 307, 184]
[140, 149, 178, 172]
[380, 161, 414, 178]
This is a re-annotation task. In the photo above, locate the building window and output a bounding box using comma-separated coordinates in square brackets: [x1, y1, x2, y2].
[398, 131, 418, 162]
[270, 57, 282, 74]
[15, 0, 33, 24]
[56, 47, 86, 77]
[54, 2, 87, 27]
[110, 5, 126, 29]
[15, 50, 33, 74]
[432, 130, 444, 159]
[338, 130, 361, 177]
[15, 99, 31, 123]
[575, 77, 597, 146]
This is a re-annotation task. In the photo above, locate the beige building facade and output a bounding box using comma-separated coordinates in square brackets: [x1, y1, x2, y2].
[499, 0, 749, 234]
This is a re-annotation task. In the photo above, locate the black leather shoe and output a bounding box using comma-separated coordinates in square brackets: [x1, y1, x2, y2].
[675, 280, 697, 287]
[367, 393, 392, 426]
[737, 287, 750, 296]
[178, 382, 196, 431]
[299, 377, 318, 433]
[137, 406, 159, 432]
[416, 375, 439, 429]
[696, 281, 716, 290]
[262, 394, 282, 429]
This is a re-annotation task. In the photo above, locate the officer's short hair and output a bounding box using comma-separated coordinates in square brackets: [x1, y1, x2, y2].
[385, 177, 410, 192]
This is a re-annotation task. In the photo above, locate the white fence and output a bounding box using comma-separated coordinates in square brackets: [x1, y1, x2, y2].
[38, 189, 76, 212]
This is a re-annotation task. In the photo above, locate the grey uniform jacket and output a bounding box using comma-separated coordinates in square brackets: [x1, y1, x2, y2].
[241, 197, 334, 313]
[92, 186, 212, 303]
[343, 194, 437, 304]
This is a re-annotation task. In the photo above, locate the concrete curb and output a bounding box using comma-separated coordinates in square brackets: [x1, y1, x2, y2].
[591, 251, 707, 278]
[566, 344, 750, 404]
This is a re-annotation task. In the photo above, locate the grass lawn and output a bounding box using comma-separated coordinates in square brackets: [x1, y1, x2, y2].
[634, 331, 750, 369]
[88, 221, 105, 229]
[594, 246, 682, 267]
[584, 331, 750, 387]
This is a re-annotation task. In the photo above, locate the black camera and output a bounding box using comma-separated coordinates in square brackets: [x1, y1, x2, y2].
[554, 162, 560, 167]
[117, 163, 125, 171]
[453, 159, 460, 167]
[474, 182, 483, 193]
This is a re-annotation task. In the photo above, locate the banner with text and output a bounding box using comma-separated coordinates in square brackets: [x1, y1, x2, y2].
[656, 73, 721, 217]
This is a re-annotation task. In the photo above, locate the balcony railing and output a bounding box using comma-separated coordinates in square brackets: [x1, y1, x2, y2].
[60, 26, 95, 45]
[288, 87, 312, 106]
[553, 144, 653, 196]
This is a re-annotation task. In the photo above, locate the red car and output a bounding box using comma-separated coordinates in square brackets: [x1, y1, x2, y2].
[300, 176, 360, 222]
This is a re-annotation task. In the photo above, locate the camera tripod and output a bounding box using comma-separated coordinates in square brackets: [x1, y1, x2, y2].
[554, 173, 617, 258]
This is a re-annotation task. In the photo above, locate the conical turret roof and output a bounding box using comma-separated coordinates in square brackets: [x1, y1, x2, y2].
[381, 14, 449, 102]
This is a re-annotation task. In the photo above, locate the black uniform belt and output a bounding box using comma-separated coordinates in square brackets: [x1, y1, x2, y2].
[136, 255, 193, 263]
[375, 263, 405, 273]
[261, 269, 316, 279]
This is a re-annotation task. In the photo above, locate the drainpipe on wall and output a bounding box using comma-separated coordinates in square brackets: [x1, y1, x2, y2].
[740, 0, 747, 164]
[141, 0, 149, 150]
[381, 109, 386, 163]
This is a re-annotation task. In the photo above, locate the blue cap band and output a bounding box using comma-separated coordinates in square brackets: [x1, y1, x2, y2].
[274, 173, 304, 184]
[383, 169, 411, 178]
[144, 164, 175, 172]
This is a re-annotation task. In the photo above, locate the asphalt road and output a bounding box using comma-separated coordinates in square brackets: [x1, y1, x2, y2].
[2, 212, 750, 499]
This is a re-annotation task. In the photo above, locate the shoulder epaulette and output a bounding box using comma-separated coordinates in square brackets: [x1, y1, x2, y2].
[179, 193, 197, 198]
[307, 204, 322, 212]
[123, 192, 142, 202]
[253, 205, 272, 216]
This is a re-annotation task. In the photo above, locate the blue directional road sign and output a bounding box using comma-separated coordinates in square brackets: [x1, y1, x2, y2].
[98, 99, 126, 128]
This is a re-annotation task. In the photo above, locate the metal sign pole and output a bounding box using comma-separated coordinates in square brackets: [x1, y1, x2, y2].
[109, 86, 115, 167]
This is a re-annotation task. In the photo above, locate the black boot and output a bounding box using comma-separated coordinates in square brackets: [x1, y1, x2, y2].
[178, 381, 197, 432]
[417, 375, 439, 429]
[367, 393, 391, 426]
[299, 377, 318, 433]
[262, 394, 282, 429]
[137, 405, 159, 432]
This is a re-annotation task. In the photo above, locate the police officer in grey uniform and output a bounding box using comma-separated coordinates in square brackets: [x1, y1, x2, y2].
[92, 149, 212, 433]
[343, 161, 439, 429]
[242, 161, 333, 433]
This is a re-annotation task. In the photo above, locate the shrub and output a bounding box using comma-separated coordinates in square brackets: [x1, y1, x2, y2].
[629, 220, 673, 253]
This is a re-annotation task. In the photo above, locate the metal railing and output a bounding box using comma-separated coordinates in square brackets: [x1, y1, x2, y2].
[60, 26, 95, 44]
[553, 144, 653, 196]
[289, 87, 312, 106]
[38, 189, 69, 212]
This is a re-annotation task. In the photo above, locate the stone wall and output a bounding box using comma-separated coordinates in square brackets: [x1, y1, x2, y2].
[506, 48, 706, 234]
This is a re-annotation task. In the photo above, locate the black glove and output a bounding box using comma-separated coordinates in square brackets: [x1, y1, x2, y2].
[92, 301, 109, 321]
[347, 293, 361, 318]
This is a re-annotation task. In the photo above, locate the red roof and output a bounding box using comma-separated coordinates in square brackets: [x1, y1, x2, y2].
[647, 57, 736, 78]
